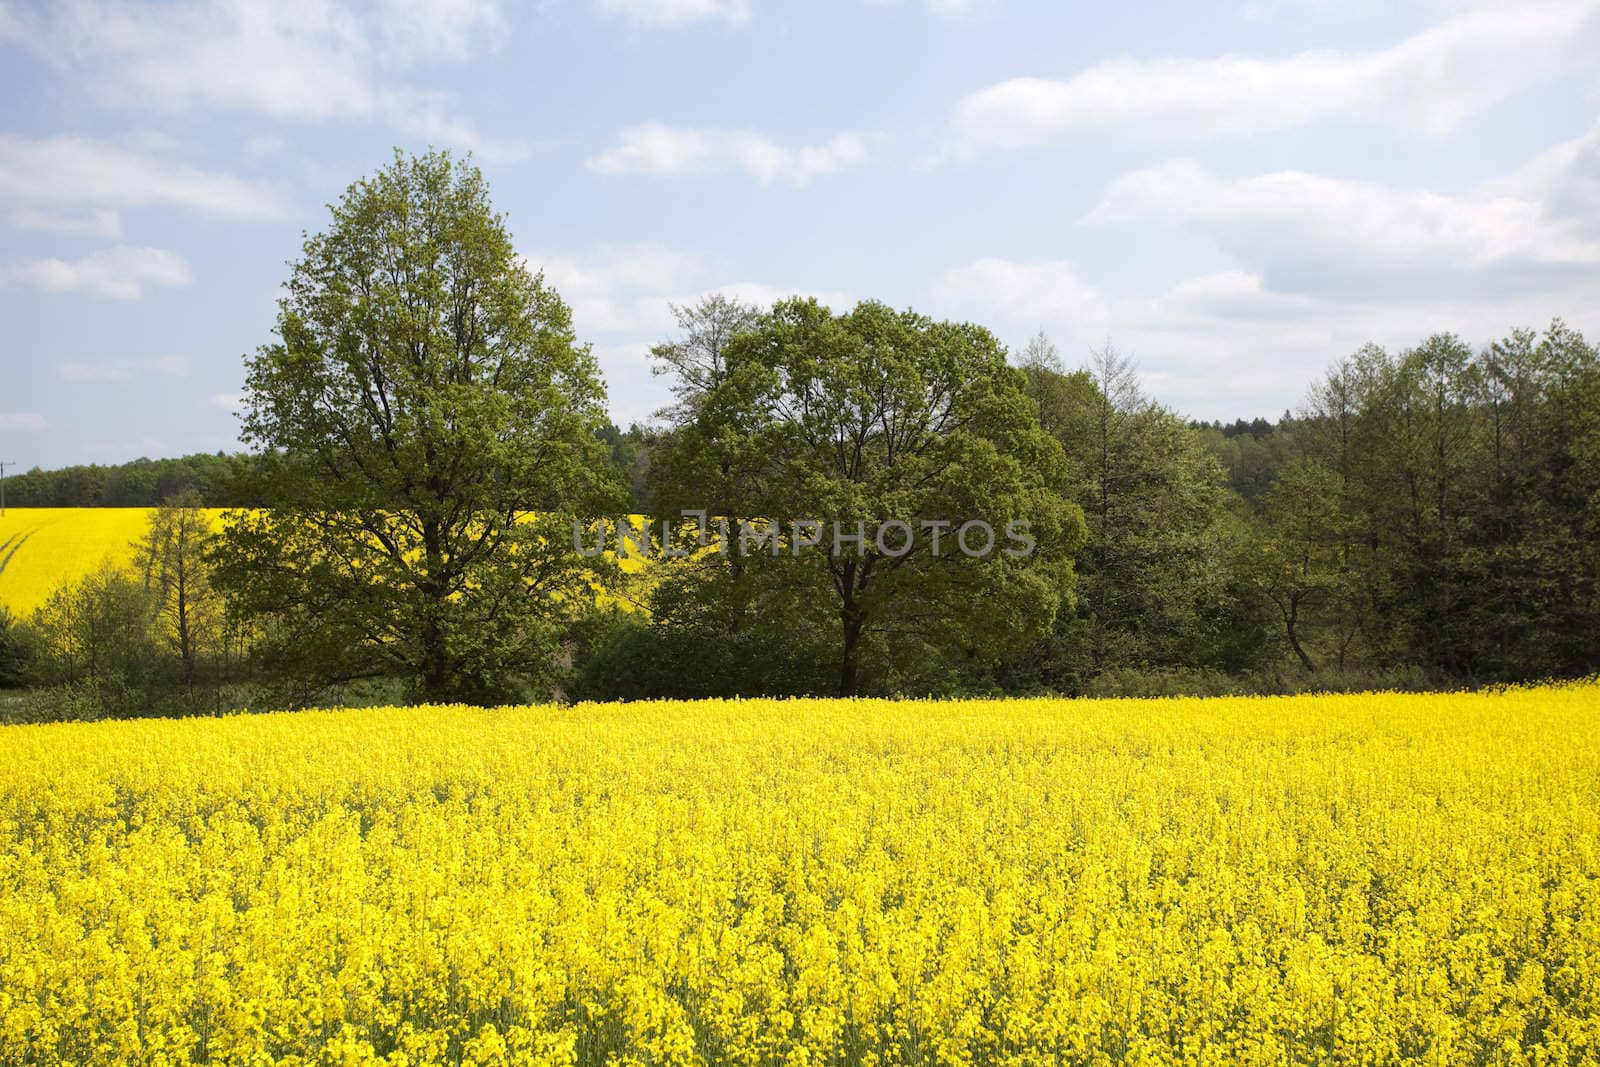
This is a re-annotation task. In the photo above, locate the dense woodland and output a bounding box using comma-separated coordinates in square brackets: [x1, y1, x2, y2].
[2, 451, 266, 508]
[2, 151, 1596, 719]
[7, 311, 1596, 718]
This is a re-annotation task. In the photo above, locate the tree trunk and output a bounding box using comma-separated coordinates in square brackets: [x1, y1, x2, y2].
[1284, 593, 1316, 672]
[176, 567, 194, 709]
[417, 517, 454, 702]
[418, 613, 453, 703]
[838, 605, 864, 698]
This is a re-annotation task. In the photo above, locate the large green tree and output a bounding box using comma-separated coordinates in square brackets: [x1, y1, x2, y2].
[651, 298, 1086, 697]
[211, 150, 620, 705]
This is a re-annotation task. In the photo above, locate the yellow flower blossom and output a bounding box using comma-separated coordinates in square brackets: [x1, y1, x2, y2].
[0, 685, 1597, 1064]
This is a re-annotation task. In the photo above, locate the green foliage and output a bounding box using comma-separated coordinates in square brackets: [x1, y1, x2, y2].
[8, 162, 1595, 709]
[1194, 422, 1296, 504]
[647, 298, 1086, 696]
[566, 604, 835, 702]
[1254, 457, 1348, 671]
[28, 564, 164, 717]
[1259, 321, 1600, 681]
[135, 494, 253, 713]
[2, 452, 266, 507]
[595, 423, 652, 512]
[1014, 346, 1241, 687]
[209, 149, 623, 706]
[0, 606, 33, 689]
[9, 498, 250, 718]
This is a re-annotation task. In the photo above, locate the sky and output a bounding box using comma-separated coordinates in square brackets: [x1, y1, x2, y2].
[1, 0, 1598, 469]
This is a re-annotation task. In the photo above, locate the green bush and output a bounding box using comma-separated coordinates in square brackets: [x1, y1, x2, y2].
[0, 606, 34, 689]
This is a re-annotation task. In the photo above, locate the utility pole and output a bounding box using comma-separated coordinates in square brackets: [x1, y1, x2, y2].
[0, 461, 14, 517]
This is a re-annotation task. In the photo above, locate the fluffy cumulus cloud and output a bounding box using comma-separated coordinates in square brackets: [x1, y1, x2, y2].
[1085, 124, 1600, 300]
[0, 0, 523, 159]
[924, 118, 1600, 415]
[927, 252, 1597, 419]
[1483, 122, 1600, 243]
[588, 123, 870, 186]
[525, 244, 850, 338]
[525, 244, 712, 337]
[2, 246, 192, 300]
[376, 0, 506, 61]
[933, 258, 1111, 338]
[0, 134, 288, 239]
[1153, 270, 1317, 321]
[950, 1, 1600, 148]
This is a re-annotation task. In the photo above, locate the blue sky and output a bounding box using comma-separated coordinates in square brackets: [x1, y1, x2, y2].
[2, 0, 1597, 468]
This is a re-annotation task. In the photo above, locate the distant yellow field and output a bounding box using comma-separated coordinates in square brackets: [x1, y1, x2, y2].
[0, 508, 228, 616]
[0, 508, 647, 617]
[2, 685, 1597, 1064]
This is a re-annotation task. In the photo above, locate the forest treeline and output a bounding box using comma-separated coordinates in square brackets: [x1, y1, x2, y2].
[567, 312, 1600, 701]
[0, 434, 649, 510]
[2, 150, 1596, 719]
[7, 310, 1595, 718]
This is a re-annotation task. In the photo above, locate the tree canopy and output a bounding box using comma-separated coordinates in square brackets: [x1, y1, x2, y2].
[647, 298, 1086, 696]
[209, 149, 621, 705]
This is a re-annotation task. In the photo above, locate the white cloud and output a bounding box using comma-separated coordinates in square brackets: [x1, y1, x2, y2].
[924, 254, 1598, 420]
[593, 0, 751, 28]
[526, 244, 711, 335]
[1090, 161, 1579, 263]
[526, 244, 851, 336]
[0, 0, 521, 159]
[59, 356, 188, 383]
[1132, 279, 1600, 418]
[1085, 138, 1600, 298]
[4, 246, 193, 300]
[209, 392, 246, 413]
[588, 123, 870, 185]
[384, 90, 532, 163]
[0, 135, 289, 230]
[0, 413, 48, 432]
[376, 0, 506, 62]
[933, 258, 1110, 336]
[2, 206, 123, 239]
[524, 243, 852, 424]
[1156, 270, 1317, 320]
[950, 1, 1600, 149]
[1482, 121, 1600, 231]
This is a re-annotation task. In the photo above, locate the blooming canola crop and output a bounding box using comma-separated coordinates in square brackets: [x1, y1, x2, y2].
[0, 508, 213, 617]
[0, 509, 647, 618]
[2, 686, 1598, 1065]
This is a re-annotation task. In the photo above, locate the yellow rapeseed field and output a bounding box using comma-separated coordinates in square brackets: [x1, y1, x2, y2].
[0, 509, 647, 618]
[0, 508, 226, 617]
[2, 686, 1598, 1066]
